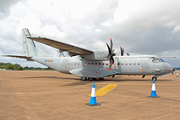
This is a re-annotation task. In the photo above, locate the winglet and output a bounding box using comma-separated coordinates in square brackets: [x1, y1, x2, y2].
[108, 68, 111, 71]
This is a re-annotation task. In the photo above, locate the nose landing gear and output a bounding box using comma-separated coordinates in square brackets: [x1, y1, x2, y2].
[152, 76, 157, 81]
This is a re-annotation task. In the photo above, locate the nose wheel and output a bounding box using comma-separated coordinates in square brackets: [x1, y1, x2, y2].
[152, 77, 157, 81]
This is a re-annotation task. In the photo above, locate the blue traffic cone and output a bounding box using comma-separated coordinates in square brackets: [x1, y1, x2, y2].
[86, 82, 101, 106]
[148, 79, 159, 98]
[177, 72, 179, 77]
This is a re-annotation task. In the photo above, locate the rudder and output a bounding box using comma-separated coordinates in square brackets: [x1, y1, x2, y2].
[22, 28, 37, 56]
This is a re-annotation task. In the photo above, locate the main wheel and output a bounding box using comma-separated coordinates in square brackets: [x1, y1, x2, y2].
[99, 78, 104, 80]
[88, 77, 96, 81]
[81, 77, 87, 81]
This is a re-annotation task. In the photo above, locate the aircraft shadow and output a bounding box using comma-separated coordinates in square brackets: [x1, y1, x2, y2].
[23, 76, 79, 80]
[22, 76, 173, 87]
[23, 76, 173, 82]
[96, 79, 173, 82]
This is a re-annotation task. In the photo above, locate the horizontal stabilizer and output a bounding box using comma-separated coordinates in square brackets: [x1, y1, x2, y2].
[3, 55, 33, 61]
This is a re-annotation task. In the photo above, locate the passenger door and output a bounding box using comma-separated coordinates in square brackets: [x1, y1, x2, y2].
[141, 61, 149, 74]
[61, 59, 69, 72]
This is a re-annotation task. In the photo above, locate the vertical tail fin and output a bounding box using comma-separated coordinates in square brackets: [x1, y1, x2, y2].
[22, 28, 37, 56]
[22, 28, 51, 57]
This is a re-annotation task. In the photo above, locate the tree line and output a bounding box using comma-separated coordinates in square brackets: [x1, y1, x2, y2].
[0, 62, 53, 70]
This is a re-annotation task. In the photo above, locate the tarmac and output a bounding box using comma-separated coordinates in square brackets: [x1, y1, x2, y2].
[0, 71, 180, 120]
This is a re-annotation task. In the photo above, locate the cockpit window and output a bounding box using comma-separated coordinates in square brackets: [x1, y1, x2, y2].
[159, 58, 165, 62]
[152, 57, 162, 63]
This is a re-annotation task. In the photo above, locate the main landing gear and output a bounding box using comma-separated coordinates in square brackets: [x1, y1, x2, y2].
[80, 77, 104, 81]
[152, 76, 157, 81]
[81, 77, 87, 81]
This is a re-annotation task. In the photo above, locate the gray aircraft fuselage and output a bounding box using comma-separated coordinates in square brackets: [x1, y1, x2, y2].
[5, 28, 174, 81]
[32, 55, 173, 80]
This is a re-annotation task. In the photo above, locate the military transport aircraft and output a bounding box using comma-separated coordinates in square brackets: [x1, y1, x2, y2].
[4, 28, 175, 81]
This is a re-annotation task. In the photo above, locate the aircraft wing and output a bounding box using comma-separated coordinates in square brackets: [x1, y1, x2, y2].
[3, 55, 33, 61]
[28, 37, 93, 55]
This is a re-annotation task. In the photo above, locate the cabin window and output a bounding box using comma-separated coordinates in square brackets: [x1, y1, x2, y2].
[137, 62, 140, 65]
[71, 63, 73, 66]
[129, 63, 132, 65]
[74, 63, 76, 66]
[102, 63, 104, 65]
[91, 63, 94, 65]
[82, 63, 83, 66]
[84, 63, 87, 66]
[95, 63, 97, 65]
[125, 62, 128, 65]
[68, 63, 70, 66]
[133, 62, 136, 65]
[118, 63, 120, 65]
[106, 63, 108, 66]
[121, 63, 124, 65]
[78, 63, 80, 66]
[88, 63, 90, 65]
[99, 63, 101, 65]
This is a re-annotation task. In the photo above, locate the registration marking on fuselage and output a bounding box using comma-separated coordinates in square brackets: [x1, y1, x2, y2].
[88, 84, 118, 97]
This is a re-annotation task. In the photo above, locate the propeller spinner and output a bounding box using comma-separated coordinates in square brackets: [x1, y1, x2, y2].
[106, 38, 116, 71]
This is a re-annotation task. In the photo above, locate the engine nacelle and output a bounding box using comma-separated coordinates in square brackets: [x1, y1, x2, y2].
[81, 51, 108, 60]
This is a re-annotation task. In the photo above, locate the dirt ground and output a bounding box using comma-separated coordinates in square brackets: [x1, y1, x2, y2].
[0, 71, 180, 120]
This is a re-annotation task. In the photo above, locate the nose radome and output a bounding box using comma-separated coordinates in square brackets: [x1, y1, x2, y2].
[167, 64, 174, 72]
[163, 63, 173, 73]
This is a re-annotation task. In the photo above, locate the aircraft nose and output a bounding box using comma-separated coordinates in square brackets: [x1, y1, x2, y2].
[167, 64, 174, 73]
[164, 63, 173, 73]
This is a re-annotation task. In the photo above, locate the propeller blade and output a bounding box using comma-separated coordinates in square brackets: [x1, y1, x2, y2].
[110, 38, 113, 52]
[110, 56, 114, 64]
[120, 47, 124, 56]
[106, 38, 116, 71]
[108, 56, 114, 71]
[122, 47, 124, 56]
[120, 47, 123, 56]
[106, 43, 111, 58]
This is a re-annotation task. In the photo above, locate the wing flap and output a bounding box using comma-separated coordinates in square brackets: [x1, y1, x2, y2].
[28, 37, 93, 55]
